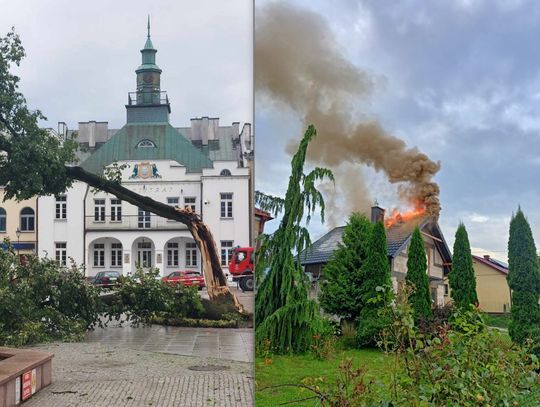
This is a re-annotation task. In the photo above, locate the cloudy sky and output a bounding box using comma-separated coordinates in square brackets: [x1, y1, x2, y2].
[256, 0, 540, 261]
[0, 0, 252, 130]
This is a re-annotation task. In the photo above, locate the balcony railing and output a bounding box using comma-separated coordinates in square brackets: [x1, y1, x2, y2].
[127, 91, 169, 106]
[85, 215, 187, 230]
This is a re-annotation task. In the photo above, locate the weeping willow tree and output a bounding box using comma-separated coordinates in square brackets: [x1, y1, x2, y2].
[255, 125, 334, 354]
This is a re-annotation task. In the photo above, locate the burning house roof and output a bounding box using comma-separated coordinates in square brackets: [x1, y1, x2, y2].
[299, 212, 452, 274]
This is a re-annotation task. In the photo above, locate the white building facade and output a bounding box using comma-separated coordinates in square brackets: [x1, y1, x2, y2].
[37, 27, 252, 278]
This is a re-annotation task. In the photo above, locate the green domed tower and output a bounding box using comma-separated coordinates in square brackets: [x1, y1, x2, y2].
[126, 16, 171, 123]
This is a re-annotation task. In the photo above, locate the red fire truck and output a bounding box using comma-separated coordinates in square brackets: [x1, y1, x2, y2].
[228, 246, 254, 291]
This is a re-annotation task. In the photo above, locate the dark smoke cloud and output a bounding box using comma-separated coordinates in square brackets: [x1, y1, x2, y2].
[256, 3, 441, 219]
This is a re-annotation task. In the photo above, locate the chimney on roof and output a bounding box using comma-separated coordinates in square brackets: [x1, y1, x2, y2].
[371, 201, 385, 223]
[483, 254, 490, 260]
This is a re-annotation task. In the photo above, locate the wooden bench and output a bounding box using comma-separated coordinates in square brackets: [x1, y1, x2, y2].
[0, 347, 53, 407]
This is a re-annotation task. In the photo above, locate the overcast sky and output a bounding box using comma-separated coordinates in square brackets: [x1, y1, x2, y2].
[256, 0, 540, 261]
[0, 0, 252, 130]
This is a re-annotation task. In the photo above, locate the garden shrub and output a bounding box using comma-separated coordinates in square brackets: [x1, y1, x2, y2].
[300, 358, 380, 406]
[380, 287, 540, 406]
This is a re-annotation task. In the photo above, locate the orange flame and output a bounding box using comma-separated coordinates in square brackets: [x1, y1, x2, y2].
[384, 201, 427, 228]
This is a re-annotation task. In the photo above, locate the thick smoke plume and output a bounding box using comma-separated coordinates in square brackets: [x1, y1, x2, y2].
[256, 3, 441, 221]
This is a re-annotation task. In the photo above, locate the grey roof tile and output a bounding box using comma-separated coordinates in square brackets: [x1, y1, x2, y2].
[300, 216, 433, 264]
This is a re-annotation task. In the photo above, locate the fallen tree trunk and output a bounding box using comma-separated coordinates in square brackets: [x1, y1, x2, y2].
[65, 165, 242, 310]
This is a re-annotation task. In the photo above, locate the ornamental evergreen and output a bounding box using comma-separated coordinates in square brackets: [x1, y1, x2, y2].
[356, 221, 392, 346]
[319, 213, 372, 322]
[449, 223, 478, 309]
[406, 227, 433, 321]
[507, 208, 540, 346]
[255, 125, 334, 354]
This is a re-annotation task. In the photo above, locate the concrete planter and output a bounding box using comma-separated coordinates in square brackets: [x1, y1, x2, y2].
[0, 347, 53, 407]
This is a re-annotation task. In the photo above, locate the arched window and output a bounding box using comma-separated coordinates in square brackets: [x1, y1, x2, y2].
[0, 208, 5, 232]
[136, 139, 156, 148]
[20, 207, 35, 232]
[220, 169, 232, 176]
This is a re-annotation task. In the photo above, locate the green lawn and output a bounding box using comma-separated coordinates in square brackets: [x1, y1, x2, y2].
[483, 313, 511, 329]
[255, 347, 391, 406]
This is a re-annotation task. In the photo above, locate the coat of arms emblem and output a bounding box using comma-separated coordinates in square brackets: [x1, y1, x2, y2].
[130, 162, 162, 179]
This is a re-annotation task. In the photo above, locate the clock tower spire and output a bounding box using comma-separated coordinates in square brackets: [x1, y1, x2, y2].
[126, 17, 171, 123]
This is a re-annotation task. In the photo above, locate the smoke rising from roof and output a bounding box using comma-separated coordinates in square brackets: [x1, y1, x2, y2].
[256, 3, 441, 221]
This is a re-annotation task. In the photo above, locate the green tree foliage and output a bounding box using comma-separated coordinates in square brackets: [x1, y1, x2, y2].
[449, 223, 478, 309]
[255, 125, 334, 354]
[319, 213, 372, 322]
[0, 247, 102, 346]
[0, 30, 78, 200]
[405, 227, 432, 321]
[356, 221, 392, 346]
[507, 208, 540, 347]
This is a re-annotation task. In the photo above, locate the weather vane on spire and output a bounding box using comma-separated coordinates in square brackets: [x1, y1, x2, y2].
[147, 15, 151, 38]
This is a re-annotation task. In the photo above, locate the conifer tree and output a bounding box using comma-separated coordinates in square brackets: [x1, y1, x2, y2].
[319, 213, 372, 322]
[356, 221, 392, 346]
[406, 227, 432, 320]
[449, 223, 478, 308]
[255, 125, 334, 354]
[507, 208, 540, 346]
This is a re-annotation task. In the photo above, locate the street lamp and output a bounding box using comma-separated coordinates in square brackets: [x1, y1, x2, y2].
[15, 227, 21, 261]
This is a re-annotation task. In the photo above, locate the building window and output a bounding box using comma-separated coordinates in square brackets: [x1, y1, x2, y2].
[20, 207, 35, 231]
[93, 243, 105, 267]
[186, 242, 198, 267]
[220, 193, 233, 218]
[55, 195, 67, 219]
[111, 243, 122, 267]
[138, 208, 151, 228]
[166, 198, 180, 222]
[94, 199, 105, 222]
[0, 208, 6, 232]
[444, 284, 449, 296]
[136, 139, 156, 148]
[55, 242, 67, 266]
[220, 240, 233, 266]
[430, 287, 437, 303]
[111, 199, 122, 222]
[184, 197, 196, 212]
[220, 169, 232, 176]
[167, 242, 179, 267]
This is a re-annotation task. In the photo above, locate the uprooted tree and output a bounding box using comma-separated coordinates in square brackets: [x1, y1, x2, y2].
[255, 125, 334, 354]
[0, 30, 239, 308]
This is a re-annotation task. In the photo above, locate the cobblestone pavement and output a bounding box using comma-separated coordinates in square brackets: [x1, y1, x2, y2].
[24, 342, 253, 407]
[22, 288, 254, 406]
[86, 326, 254, 363]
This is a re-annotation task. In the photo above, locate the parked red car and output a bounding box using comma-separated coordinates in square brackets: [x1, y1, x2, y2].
[162, 271, 205, 289]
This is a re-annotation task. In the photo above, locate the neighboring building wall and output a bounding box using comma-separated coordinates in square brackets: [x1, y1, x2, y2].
[473, 259, 511, 313]
[0, 189, 38, 256]
[37, 182, 87, 265]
